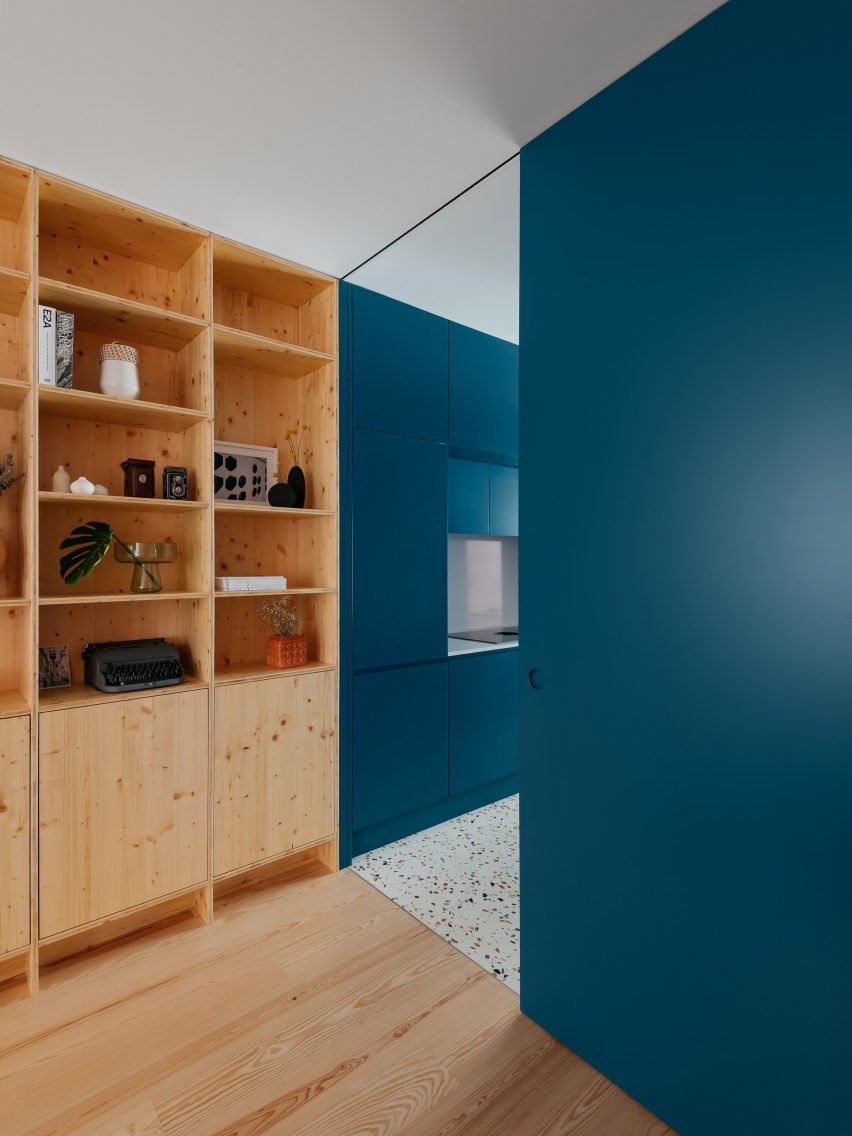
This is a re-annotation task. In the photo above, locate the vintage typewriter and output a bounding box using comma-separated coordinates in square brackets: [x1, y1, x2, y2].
[82, 638, 184, 693]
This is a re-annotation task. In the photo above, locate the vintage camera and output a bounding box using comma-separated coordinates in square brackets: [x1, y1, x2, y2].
[163, 465, 188, 501]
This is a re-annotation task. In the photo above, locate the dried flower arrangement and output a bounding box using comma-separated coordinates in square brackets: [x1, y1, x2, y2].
[284, 423, 308, 468]
[258, 595, 308, 669]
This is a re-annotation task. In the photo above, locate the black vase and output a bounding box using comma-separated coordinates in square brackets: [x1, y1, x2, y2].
[287, 465, 306, 508]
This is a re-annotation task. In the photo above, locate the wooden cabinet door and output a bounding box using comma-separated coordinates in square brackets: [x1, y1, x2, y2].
[352, 286, 448, 443]
[352, 428, 448, 671]
[0, 715, 30, 955]
[214, 672, 336, 876]
[39, 690, 209, 938]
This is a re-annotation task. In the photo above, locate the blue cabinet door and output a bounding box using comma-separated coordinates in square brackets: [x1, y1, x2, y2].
[353, 662, 449, 830]
[448, 458, 489, 535]
[449, 650, 519, 795]
[489, 464, 518, 537]
[352, 428, 448, 671]
[352, 286, 448, 443]
[450, 323, 518, 461]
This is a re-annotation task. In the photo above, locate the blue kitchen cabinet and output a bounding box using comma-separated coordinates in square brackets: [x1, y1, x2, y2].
[450, 322, 518, 461]
[352, 286, 448, 443]
[489, 464, 519, 537]
[352, 427, 447, 671]
[448, 457, 489, 535]
[449, 650, 519, 795]
[353, 661, 449, 831]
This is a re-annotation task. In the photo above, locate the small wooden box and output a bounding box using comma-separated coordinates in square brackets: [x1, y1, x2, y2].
[266, 634, 308, 669]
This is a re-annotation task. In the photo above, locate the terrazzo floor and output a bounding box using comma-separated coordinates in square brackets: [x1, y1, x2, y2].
[351, 794, 520, 993]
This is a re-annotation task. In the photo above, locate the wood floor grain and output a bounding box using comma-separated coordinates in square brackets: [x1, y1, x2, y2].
[0, 867, 675, 1136]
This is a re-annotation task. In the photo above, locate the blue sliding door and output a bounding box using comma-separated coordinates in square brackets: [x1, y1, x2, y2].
[520, 2, 852, 1134]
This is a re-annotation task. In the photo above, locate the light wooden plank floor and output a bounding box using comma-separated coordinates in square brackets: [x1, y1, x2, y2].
[0, 867, 675, 1136]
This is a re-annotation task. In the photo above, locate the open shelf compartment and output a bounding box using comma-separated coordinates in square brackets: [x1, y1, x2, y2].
[212, 236, 335, 355]
[38, 594, 211, 710]
[214, 590, 336, 684]
[38, 175, 209, 319]
[0, 158, 33, 275]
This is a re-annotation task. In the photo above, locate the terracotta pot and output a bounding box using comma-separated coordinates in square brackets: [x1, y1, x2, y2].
[266, 634, 308, 669]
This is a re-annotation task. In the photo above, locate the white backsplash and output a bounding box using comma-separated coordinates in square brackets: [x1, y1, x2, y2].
[448, 535, 518, 634]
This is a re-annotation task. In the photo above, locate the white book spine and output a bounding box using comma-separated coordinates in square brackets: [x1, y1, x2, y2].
[38, 305, 56, 385]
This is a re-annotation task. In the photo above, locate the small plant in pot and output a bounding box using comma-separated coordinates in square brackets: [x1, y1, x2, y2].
[258, 595, 308, 669]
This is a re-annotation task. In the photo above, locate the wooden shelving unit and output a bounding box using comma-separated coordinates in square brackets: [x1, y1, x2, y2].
[0, 155, 339, 995]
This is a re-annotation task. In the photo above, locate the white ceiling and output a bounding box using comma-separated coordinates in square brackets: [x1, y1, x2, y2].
[0, 0, 721, 287]
[348, 157, 520, 342]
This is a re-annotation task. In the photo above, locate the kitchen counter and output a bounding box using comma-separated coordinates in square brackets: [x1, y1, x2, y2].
[448, 637, 519, 658]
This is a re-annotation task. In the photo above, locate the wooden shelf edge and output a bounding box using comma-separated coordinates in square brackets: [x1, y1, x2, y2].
[39, 490, 209, 513]
[0, 691, 31, 719]
[38, 278, 207, 345]
[38, 674, 209, 713]
[213, 323, 334, 378]
[213, 501, 336, 518]
[215, 661, 335, 685]
[214, 588, 336, 599]
[39, 591, 210, 606]
[0, 376, 30, 409]
[0, 596, 30, 607]
[37, 385, 209, 431]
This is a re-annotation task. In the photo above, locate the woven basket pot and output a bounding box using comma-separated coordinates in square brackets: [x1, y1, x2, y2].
[266, 634, 308, 669]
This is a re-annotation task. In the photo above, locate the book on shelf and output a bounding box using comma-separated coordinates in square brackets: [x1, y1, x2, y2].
[38, 305, 74, 387]
[215, 575, 288, 592]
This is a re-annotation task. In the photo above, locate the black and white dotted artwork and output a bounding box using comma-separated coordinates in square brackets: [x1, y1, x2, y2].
[213, 446, 272, 502]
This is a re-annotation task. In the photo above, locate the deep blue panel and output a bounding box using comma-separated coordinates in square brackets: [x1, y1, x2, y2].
[448, 457, 489, 535]
[520, 2, 852, 1134]
[449, 649, 519, 795]
[352, 286, 448, 443]
[489, 464, 518, 537]
[449, 322, 518, 461]
[352, 428, 447, 671]
[352, 661, 448, 831]
[353, 773, 518, 856]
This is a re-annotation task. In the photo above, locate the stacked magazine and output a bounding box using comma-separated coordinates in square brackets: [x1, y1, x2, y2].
[215, 575, 287, 593]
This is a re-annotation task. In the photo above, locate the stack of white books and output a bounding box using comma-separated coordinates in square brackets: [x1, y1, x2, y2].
[215, 575, 287, 592]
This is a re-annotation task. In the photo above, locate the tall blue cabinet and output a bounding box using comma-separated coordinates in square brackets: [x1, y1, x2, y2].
[341, 283, 519, 861]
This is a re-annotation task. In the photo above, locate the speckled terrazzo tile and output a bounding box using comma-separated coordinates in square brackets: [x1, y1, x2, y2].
[351, 795, 520, 993]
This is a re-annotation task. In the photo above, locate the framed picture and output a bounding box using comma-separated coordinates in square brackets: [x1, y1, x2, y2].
[39, 645, 71, 689]
[213, 441, 279, 505]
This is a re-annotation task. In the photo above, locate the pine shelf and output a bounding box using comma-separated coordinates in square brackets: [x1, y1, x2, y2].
[0, 266, 28, 315]
[0, 596, 29, 607]
[213, 501, 335, 518]
[39, 673, 208, 713]
[214, 587, 336, 598]
[39, 490, 208, 514]
[0, 376, 29, 409]
[0, 690, 29, 718]
[38, 385, 208, 432]
[215, 660, 334, 686]
[39, 279, 207, 350]
[39, 590, 210, 606]
[213, 324, 334, 379]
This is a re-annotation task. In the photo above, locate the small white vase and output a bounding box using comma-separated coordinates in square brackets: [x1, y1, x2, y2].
[52, 464, 71, 493]
[70, 476, 95, 495]
[99, 343, 140, 400]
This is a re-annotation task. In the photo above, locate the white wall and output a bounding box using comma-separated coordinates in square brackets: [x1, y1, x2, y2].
[448, 535, 518, 633]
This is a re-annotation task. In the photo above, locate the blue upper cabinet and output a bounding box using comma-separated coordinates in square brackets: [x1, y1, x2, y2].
[448, 457, 489, 535]
[449, 322, 518, 462]
[352, 428, 448, 671]
[490, 464, 519, 537]
[352, 286, 448, 443]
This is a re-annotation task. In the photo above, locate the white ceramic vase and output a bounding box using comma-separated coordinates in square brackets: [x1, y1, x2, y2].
[99, 343, 140, 400]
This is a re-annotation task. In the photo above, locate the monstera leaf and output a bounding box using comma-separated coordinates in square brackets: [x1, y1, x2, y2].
[59, 521, 115, 586]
